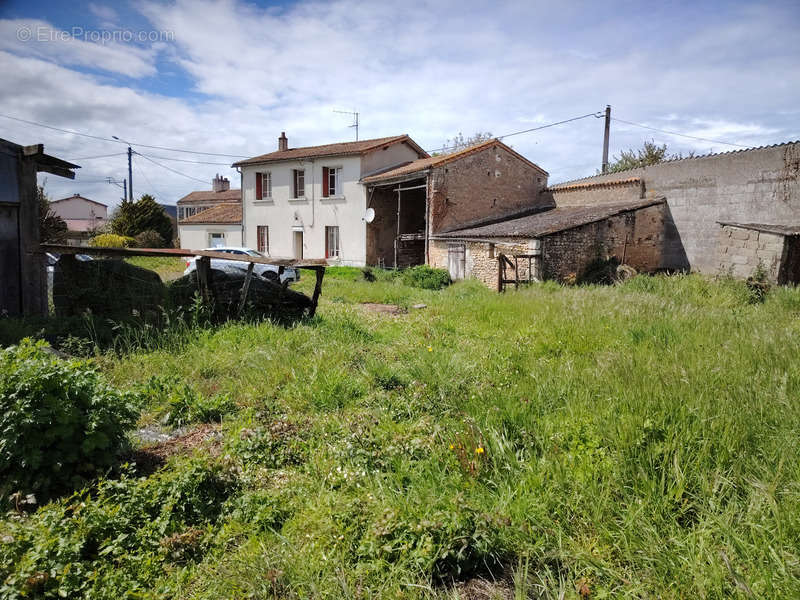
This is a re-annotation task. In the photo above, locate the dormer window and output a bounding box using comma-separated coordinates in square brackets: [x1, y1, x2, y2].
[322, 166, 341, 197]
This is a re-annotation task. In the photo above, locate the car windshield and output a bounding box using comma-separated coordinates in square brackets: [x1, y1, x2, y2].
[244, 250, 264, 257]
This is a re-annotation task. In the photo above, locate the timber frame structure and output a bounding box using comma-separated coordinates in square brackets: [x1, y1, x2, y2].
[42, 245, 329, 318]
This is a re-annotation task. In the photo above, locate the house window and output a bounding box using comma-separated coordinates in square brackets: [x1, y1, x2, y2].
[322, 166, 341, 197]
[257, 225, 269, 254]
[293, 169, 305, 198]
[256, 172, 272, 200]
[325, 226, 340, 259]
[208, 232, 225, 247]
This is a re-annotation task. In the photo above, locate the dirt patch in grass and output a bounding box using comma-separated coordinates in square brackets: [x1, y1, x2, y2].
[358, 303, 407, 315]
[129, 423, 223, 474]
[452, 575, 514, 600]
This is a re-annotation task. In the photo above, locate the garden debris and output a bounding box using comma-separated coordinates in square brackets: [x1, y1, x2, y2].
[129, 423, 222, 474]
[452, 575, 514, 600]
[169, 267, 313, 320]
[358, 303, 407, 315]
[412, 303, 427, 309]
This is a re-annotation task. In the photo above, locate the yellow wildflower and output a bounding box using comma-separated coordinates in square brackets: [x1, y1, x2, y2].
[427, 346, 433, 352]
[475, 447, 484, 454]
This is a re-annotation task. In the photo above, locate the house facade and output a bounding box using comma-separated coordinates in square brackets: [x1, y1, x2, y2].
[234, 133, 427, 265]
[179, 203, 242, 249]
[50, 194, 107, 239]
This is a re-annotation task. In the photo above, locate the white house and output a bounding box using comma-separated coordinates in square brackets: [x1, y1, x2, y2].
[179, 203, 242, 249]
[233, 133, 427, 265]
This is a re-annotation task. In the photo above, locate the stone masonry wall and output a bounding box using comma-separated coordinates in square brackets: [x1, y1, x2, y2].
[714, 225, 786, 282]
[430, 238, 539, 289]
[546, 142, 800, 274]
[541, 203, 668, 282]
[429, 144, 551, 234]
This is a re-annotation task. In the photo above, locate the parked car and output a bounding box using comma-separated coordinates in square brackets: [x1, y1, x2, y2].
[183, 247, 299, 284]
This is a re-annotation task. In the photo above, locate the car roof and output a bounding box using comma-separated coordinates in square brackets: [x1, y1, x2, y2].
[201, 247, 254, 252]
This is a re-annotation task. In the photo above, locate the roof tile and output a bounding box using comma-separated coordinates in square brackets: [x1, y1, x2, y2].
[181, 203, 242, 224]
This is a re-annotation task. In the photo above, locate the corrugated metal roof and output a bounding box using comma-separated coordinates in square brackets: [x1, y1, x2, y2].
[550, 140, 800, 188]
[433, 198, 665, 239]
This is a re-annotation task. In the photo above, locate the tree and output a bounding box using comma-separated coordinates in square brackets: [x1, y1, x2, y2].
[437, 131, 493, 155]
[38, 186, 68, 243]
[111, 194, 173, 247]
[608, 140, 694, 173]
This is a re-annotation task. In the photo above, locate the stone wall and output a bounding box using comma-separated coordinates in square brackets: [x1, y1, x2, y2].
[540, 203, 666, 282]
[545, 178, 644, 207]
[429, 144, 550, 234]
[714, 225, 786, 282]
[430, 238, 539, 289]
[546, 142, 800, 274]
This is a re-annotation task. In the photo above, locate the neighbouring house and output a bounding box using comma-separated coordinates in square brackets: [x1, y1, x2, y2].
[50, 193, 107, 245]
[360, 138, 550, 268]
[179, 203, 242, 249]
[233, 133, 428, 264]
[544, 141, 800, 284]
[177, 174, 241, 247]
[177, 174, 240, 222]
[0, 138, 79, 316]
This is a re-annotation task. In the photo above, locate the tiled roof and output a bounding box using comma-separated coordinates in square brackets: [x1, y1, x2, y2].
[433, 198, 665, 239]
[232, 135, 427, 167]
[362, 139, 548, 184]
[52, 194, 107, 207]
[180, 203, 242, 225]
[718, 222, 800, 236]
[550, 140, 800, 188]
[177, 189, 241, 205]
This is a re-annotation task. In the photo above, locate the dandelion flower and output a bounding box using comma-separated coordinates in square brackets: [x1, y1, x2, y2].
[427, 346, 433, 352]
[475, 447, 484, 454]
[449, 444, 454, 450]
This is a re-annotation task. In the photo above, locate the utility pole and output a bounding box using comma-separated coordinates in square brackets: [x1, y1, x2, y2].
[106, 177, 127, 202]
[601, 105, 611, 174]
[333, 109, 359, 141]
[113, 136, 134, 201]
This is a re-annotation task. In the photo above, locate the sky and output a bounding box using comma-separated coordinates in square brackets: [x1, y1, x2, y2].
[0, 0, 798, 208]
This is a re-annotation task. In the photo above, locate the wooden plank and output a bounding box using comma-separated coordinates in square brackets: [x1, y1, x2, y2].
[41, 244, 328, 268]
[237, 262, 255, 316]
[196, 256, 212, 303]
[309, 267, 325, 318]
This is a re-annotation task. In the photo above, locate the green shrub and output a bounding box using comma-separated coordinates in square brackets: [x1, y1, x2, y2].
[400, 265, 451, 289]
[89, 233, 135, 248]
[138, 375, 236, 428]
[133, 229, 167, 248]
[0, 459, 237, 599]
[0, 340, 138, 504]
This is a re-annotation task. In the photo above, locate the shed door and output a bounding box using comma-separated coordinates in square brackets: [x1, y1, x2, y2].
[447, 243, 465, 280]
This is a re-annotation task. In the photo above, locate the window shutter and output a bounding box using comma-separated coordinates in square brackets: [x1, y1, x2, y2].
[256, 173, 262, 200]
[322, 167, 329, 197]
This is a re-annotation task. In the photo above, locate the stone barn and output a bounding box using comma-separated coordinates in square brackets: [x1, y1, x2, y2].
[430, 198, 669, 288]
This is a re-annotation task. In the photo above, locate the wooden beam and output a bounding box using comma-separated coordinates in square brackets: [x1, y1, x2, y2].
[237, 262, 254, 316]
[196, 256, 212, 304]
[309, 267, 325, 318]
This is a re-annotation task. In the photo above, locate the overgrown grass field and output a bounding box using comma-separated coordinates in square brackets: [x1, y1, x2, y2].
[2, 272, 800, 598]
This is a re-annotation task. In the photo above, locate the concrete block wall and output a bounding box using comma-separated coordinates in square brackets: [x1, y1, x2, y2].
[714, 225, 786, 282]
[429, 144, 550, 234]
[547, 142, 800, 274]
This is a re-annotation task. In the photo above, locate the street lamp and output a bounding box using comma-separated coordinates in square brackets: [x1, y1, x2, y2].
[112, 136, 133, 202]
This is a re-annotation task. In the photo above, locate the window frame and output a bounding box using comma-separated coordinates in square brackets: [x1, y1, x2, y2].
[325, 225, 340, 259]
[257, 225, 269, 255]
[208, 232, 226, 247]
[293, 169, 305, 198]
[261, 172, 272, 199]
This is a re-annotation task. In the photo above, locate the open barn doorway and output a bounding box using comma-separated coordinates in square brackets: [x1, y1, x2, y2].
[366, 176, 427, 268]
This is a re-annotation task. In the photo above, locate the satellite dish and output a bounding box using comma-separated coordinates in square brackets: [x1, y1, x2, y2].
[364, 207, 375, 223]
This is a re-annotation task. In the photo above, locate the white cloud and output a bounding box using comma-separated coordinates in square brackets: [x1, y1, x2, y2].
[87, 3, 119, 28]
[0, 19, 158, 77]
[0, 0, 797, 205]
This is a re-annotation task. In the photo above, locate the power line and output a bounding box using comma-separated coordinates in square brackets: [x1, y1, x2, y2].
[425, 111, 604, 153]
[136, 153, 233, 166]
[135, 152, 210, 184]
[68, 152, 128, 161]
[611, 117, 750, 148]
[0, 112, 251, 158]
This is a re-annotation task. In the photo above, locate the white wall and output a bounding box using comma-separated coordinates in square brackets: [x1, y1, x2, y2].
[51, 197, 107, 220]
[243, 156, 368, 265]
[361, 142, 422, 177]
[179, 224, 242, 249]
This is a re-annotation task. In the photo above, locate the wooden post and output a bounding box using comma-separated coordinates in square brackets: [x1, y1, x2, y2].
[237, 262, 254, 316]
[309, 267, 325, 317]
[514, 256, 519, 289]
[197, 256, 212, 303]
[497, 255, 503, 292]
[18, 154, 47, 316]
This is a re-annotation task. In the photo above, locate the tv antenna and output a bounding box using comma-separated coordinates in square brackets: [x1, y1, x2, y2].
[333, 109, 359, 140]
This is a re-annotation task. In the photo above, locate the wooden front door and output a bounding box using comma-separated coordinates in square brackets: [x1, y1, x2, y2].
[447, 243, 465, 280]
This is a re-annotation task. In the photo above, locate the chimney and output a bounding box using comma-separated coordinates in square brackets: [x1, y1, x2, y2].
[212, 174, 230, 192]
[278, 131, 288, 151]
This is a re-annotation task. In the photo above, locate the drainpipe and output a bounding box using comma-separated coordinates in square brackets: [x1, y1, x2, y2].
[310, 158, 315, 228]
[237, 166, 244, 246]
